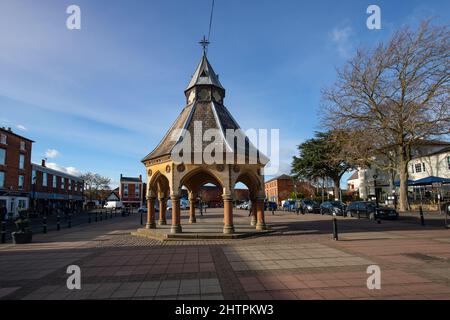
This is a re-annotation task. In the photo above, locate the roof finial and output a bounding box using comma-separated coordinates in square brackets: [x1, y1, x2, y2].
[199, 35, 210, 55]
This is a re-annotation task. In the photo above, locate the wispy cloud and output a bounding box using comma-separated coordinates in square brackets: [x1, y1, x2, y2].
[45, 149, 60, 159]
[16, 124, 27, 131]
[46, 162, 80, 177]
[330, 26, 353, 58]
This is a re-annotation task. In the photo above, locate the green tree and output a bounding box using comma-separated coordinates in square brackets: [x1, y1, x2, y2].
[291, 131, 353, 199]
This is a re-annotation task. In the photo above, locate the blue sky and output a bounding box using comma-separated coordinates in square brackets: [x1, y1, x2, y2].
[1, 0, 449, 188]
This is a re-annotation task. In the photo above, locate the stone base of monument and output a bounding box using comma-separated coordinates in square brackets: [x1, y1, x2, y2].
[132, 223, 272, 241]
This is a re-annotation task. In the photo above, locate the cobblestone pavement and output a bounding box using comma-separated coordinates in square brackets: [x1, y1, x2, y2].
[0, 209, 449, 300]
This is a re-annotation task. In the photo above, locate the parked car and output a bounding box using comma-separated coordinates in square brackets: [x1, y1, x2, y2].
[282, 200, 296, 211]
[104, 201, 124, 210]
[166, 199, 189, 211]
[346, 201, 399, 220]
[320, 201, 346, 216]
[239, 202, 250, 210]
[300, 200, 320, 214]
[137, 206, 147, 214]
[265, 201, 278, 211]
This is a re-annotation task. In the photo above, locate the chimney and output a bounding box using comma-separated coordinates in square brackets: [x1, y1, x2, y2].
[139, 174, 142, 181]
[7, 127, 12, 132]
[41, 159, 46, 167]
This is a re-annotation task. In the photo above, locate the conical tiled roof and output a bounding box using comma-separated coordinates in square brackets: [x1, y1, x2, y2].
[142, 55, 268, 165]
[185, 53, 224, 91]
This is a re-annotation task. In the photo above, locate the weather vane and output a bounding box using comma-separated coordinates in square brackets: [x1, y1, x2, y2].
[199, 35, 210, 55]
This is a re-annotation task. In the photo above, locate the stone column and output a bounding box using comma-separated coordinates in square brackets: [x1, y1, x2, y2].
[223, 194, 234, 234]
[189, 196, 196, 224]
[158, 197, 167, 225]
[256, 198, 266, 230]
[146, 196, 156, 229]
[250, 199, 257, 226]
[170, 195, 182, 234]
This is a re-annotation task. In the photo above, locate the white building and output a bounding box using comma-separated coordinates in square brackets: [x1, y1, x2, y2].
[347, 141, 450, 200]
[409, 146, 450, 181]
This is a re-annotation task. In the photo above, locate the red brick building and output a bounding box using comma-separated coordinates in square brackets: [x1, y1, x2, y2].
[0, 127, 34, 217]
[265, 174, 315, 205]
[119, 175, 144, 208]
[31, 160, 84, 212]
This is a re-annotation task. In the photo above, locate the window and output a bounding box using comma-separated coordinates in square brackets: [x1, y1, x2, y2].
[135, 184, 140, 197]
[19, 154, 25, 170]
[53, 176, 57, 188]
[32, 170, 36, 184]
[75, 183, 78, 192]
[18, 175, 24, 190]
[61, 178, 65, 189]
[0, 148, 5, 165]
[0, 171, 4, 188]
[415, 163, 422, 173]
[68, 179, 72, 191]
[0, 134, 6, 144]
[42, 172, 48, 187]
[20, 141, 25, 151]
[123, 184, 128, 196]
[422, 163, 426, 172]
[448, 157, 450, 170]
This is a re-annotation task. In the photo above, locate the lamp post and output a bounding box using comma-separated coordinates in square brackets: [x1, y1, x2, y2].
[373, 175, 379, 208]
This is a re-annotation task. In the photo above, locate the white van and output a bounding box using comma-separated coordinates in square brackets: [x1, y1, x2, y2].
[104, 201, 124, 209]
[166, 199, 189, 211]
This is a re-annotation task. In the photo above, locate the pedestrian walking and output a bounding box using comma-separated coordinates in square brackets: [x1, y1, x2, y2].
[248, 200, 252, 217]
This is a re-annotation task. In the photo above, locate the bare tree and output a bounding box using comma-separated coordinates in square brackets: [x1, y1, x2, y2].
[80, 172, 112, 201]
[323, 21, 450, 211]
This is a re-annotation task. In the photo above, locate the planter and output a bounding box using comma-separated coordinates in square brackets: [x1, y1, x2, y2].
[11, 231, 33, 244]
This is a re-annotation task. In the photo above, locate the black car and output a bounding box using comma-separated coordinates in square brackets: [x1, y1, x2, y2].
[345, 201, 399, 220]
[320, 201, 346, 216]
[300, 200, 320, 214]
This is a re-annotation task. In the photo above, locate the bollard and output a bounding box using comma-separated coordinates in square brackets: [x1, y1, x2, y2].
[1, 219, 6, 243]
[68, 214, 72, 228]
[95, 212, 98, 222]
[43, 215, 47, 234]
[419, 206, 425, 226]
[332, 217, 338, 241]
[100, 210, 103, 221]
[140, 211, 143, 226]
[56, 214, 61, 231]
[272, 209, 275, 216]
[110, 210, 113, 219]
[88, 212, 92, 224]
[357, 210, 360, 219]
[105, 209, 108, 220]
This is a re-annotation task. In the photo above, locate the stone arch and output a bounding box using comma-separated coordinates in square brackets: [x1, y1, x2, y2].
[179, 167, 225, 195]
[148, 171, 171, 198]
[233, 169, 266, 229]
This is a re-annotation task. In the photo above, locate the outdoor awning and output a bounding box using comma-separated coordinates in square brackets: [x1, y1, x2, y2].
[410, 176, 450, 186]
[394, 180, 414, 187]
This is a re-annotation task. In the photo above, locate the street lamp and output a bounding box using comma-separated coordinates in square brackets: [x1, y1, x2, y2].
[373, 174, 379, 208]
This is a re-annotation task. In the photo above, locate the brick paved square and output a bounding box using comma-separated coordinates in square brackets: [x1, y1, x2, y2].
[0, 209, 449, 301]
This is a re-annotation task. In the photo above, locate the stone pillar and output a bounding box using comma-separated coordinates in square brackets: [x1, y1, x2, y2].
[250, 199, 257, 226]
[170, 195, 182, 234]
[223, 194, 234, 234]
[256, 198, 266, 230]
[189, 196, 196, 224]
[146, 196, 156, 229]
[158, 197, 167, 225]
